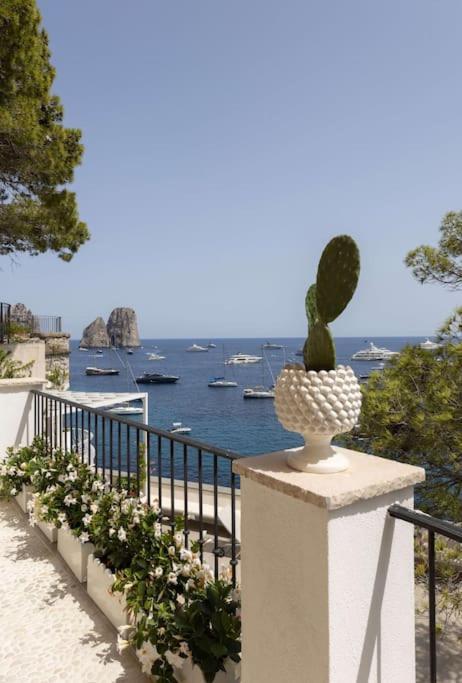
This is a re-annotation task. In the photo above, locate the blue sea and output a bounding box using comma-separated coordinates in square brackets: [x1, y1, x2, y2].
[69, 337, 422, 457]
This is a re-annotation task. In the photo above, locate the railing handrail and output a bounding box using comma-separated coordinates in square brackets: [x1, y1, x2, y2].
[32, 389, 242, 462]
[32, 315, 62, 333]
[388, 504, 462, 543]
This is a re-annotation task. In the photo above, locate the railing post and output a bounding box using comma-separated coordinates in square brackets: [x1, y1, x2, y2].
[234, 447, 425, 683]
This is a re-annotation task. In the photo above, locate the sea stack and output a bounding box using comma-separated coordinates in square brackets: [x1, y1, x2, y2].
[80, 317, 110, 348]
[106, 307, 140, 348]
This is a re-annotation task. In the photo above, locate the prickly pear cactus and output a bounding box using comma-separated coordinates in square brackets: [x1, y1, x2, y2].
[303, 235, 360, 372]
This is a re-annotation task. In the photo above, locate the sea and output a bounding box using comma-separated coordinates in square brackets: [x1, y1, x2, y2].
[69, 336, 422, 457]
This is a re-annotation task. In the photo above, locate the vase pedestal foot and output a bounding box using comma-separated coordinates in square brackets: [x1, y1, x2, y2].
[287, 437, 349, 474]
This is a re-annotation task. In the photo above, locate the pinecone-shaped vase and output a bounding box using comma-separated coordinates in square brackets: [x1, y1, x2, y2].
[274, 364, 362, 473]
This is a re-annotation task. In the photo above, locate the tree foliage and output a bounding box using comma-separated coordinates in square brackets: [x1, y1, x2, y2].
[405, 212, 462, 289]
[0, 0, 89, 260]
[357, 345, 462, 520]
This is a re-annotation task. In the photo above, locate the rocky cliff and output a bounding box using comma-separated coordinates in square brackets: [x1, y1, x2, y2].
[10, 303, 34, 329]
[106, 308, 140, 347]
[80, 317, 110, 348]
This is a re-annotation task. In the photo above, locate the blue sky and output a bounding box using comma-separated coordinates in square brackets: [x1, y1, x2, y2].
[2, 0, 462, 339]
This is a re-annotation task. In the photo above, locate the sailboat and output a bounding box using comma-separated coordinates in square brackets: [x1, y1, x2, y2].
[208, 345, 238, 387]
[243, 347, 275, 399]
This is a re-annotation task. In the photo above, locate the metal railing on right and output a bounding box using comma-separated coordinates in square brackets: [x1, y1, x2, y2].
[32, 389, 242, 585]
[32, 315, 62, 334]
[0, 302, 11, 343]
[388, 504, 462, 683]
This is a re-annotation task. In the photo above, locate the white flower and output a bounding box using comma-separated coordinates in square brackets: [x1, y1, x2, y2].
[90, 502, 99, 514]
[167, 572, 178, 585]
[136, 641, 159, 675]
[180, 549, 192, 562]
[81, 503, 88, 512]
[82, 513, 92, 527]
[154, 566, 163, 578]
[165, 649, 185, 670]
[181, 563, 191, 577]
[66, 471, 77, 482]
[117, 527, 127, 542]
[132, 514, 140, 525]
[58, 474, 66, 483]
[108, 528, 116, 537]
[168, 546, 176, 557]
[176, 593, 185, 606]
[79, 531, 90, 544]
[154, 523, 162, 538]
[116, 635, 130, 654]
[57, 512, 67, 524]
[64, 494, 77, 507]
[179, 641, 190, 656]
[174, 532, 183, 548]
[157, 626, 166, 636]
[10, 488, 17, 496]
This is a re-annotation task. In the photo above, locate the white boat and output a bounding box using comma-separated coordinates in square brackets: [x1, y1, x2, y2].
[207, 342, 217, 348]
[186, 344, 209, 352]
[225, 353, 262, 365]
[208, 377, 238, 388]
[169, 422, 192, 434]
[295, 348, 303, 356]
[243, 386, 275, 399]
[419, 338, 441, 351]
[351, 342, 399, 361]
[147, 352, 166, 360]
[359, 363, 385, 381]
[106, 403, 144, 416]
[78, 347, 88, 352]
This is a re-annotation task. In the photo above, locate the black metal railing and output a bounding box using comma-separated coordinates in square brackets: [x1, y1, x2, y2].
[389, 504, 462, 682]
[0, 302, 11, 342]
[32, 389, 241, 585]
[32, 315, 62, 334]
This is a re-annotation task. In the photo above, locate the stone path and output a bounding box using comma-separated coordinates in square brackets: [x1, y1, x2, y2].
[0, 501, 146, 683]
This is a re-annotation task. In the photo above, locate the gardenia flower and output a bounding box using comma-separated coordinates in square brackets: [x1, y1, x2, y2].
[154, 567, 163, 578]
[178, 641, 190, 656]
[66, 471, 78, 482]
[82, 514, 92, 527]
[168, 546, 176, 557]
[176, 593, 185, 605]
[154, 523, 162, 539]
[10, 488, 17, 496]
[167, 571, 178, 585]
[157, 627, 166, 637]
[180, 549, 192, 562]
[58, 474, 66, 483]
[117, 527, 127, 542]
[90, 502, 99, 514]
[108, 528, 116, 537]
[81, 503, 88, 512]
[116, 635, 130, 654]
[174, 532, 183, 548]
[79, 532, 90, 544]
[136, 642, 159, 675]
[64, 495, 77, 507]
[57, 512, 67, 524]
[181, 563, 191, 577]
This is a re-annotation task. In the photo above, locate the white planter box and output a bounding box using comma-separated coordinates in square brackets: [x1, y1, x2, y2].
[15, 484, 33, 513]
[178, 658, 240, 683]
[86, 554, 128, 630]
[57, 525, 94, 582]
[37, 519, 58, 543]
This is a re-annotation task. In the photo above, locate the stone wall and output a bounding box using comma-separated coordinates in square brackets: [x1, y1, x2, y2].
[36, 332, 70, 389]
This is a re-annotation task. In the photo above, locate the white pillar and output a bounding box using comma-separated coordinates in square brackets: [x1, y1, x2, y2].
[0, 379, 47, 457]
[233, 447, 425, 683]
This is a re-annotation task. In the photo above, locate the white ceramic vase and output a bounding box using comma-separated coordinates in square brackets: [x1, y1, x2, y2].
[274, 364, 362, 473]
[57, 525, 95, 582]
[86, 554, 129, 630]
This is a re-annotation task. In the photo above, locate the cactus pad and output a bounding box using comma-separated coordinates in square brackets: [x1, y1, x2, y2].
[316, 235, 360, 324]
[303, 321, 336, 372]
[305, 284, 318, 327]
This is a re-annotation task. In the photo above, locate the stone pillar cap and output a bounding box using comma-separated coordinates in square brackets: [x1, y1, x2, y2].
[233, 447, 425, 510]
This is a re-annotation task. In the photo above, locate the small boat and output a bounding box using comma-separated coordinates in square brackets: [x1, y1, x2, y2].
[351, 342, 399, 361]
[135, 372, 179, 384]
[295, 348, 303, 356]
[208, 376, 238, 388]
[78, 347, 88, 352]
[262, 341, 283, 350]
[85, 367, 120, 376]
[359, 363, 385, 381]
[146, 352, 166, 360]
[106, 403, 144, 415]
[420, 338, 441, 351]
[207, 342, 217, 348]
[96, 349, 104, 355]
[169, 422, 191, 434]
[186, 344, 209, 352]
[126, 349, 134, 355]
[225, 353, 262, 365]
[243, 386, 275, 399]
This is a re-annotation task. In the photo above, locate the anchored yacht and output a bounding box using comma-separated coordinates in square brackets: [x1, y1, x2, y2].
[262, 341, 283, 350]
[225, 353, 262, 365]
[169, 422, 191, 434]
[186, 344, 208, 352]
[351, 342, 399, 361]
[85, 367, 120, 376]
[419, 338, 441, 351]
[208, 376, 238, 388]
[243, 386, 275, 399]
[146, 352, 166, 360]
[106, 403, 144, 416]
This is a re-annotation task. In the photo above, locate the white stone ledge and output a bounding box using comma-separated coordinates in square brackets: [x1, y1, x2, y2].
[233, 446, 425, 510]
[0, 378, 47, 390]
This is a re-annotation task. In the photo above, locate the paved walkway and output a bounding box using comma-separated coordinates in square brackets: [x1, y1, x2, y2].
[0, 501, 146, 683]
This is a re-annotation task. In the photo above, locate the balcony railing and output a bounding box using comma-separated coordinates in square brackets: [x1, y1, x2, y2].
[32, 315, 62, 334]
[389, 504, 462, 683]
[32, 389, 242, 586]
[0, 302, 11, 343]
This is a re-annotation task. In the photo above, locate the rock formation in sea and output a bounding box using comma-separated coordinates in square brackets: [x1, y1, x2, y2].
[106, 307, 140, 348]
[80, 317, 110, 348]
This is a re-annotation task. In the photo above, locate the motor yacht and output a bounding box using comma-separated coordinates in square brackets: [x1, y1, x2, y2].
[207, 342, 217, 348]
[243, 386, 275, 399]
[225, 353, 262, 365]
[78, 347, 88, 352]
[186, 344, 208, 352]
[146, 352, 166, 360]
[169, 422, 191, 434]
[135, 372, 179, 384]
[85, 367, 120, 376]
[351, 342, 399, 361]
[106, 403, 144, 416]
[262, 341, 283, 349]
[126, 349, 134, 355]
[208, 377, 238, 388]
[419, 338, 441, 351]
